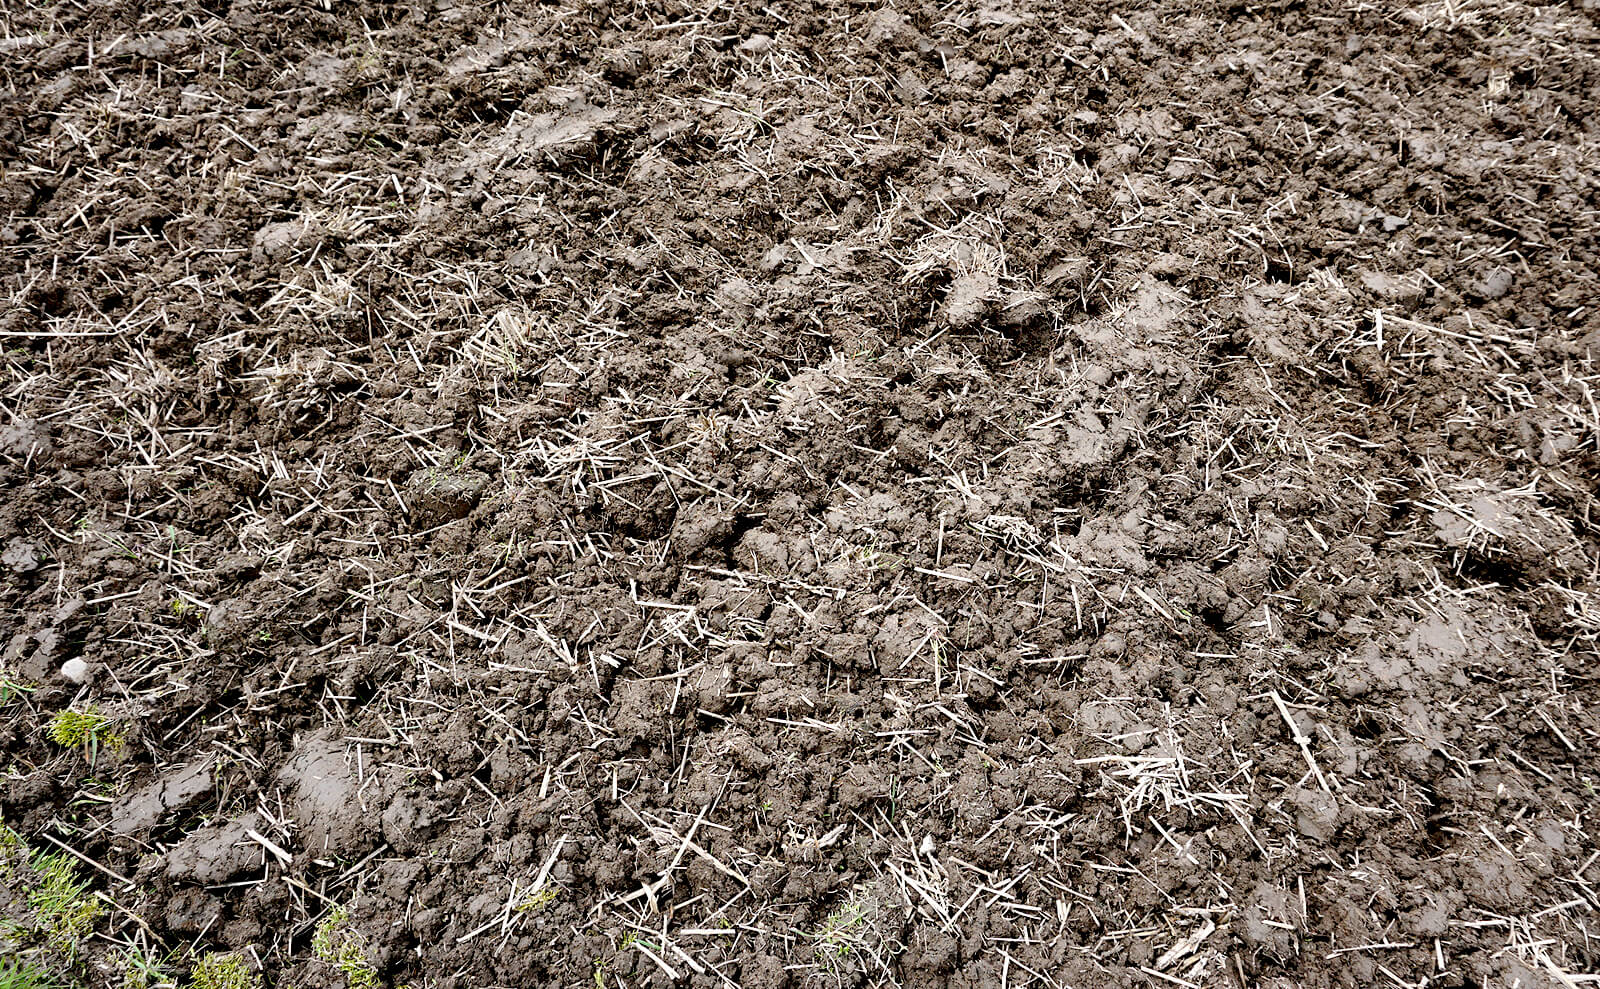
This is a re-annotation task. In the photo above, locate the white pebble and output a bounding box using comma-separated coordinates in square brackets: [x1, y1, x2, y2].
[60, 659, 89, 684]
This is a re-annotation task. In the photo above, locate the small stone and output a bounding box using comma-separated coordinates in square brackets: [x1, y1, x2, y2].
[1042, 258, 1091, 296]
[1286, 786, 1339, 841]
[60, 658, 89, 683]
[1359, 269, 1425, 305]
[1257, 521, 1289, 557]
[407, 468, 490, 527]
[601, 47, 647, 85]
[251, 218, 326, 263]
[998, 290, 1044, 328]
[2, 539, 40, 573]
[1470, 266, 1515, 301]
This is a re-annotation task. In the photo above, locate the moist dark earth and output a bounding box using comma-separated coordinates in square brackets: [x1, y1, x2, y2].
[3, 0, 1600, 986]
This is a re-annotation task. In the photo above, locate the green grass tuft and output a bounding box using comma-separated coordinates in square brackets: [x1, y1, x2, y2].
[312, 907, 379, 989]
[0, 665, 34, 705]
[120, 947, 175, 989]
[0, 959, 66, 989]
[189, 954, 259, 989]
[25, 849, 101, 958]
[0, 817, 102, 961]
[0, 819, 22, 870]
[45, 708, 124, 756]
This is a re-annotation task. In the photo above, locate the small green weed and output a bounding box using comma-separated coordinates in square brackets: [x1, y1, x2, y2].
[0, 819, 21, 866]
[0, 665, 34, 705]
[0, 821, 102, 962]
[46, 707, 124, 761]
[617, 930, 664, 961]
[809, 888, 894, 974]
[312, 907, 379, 989]
[27, 850, 101, 957]
[813, 899, 870, 959]
[0, 959, 65, 989]
[853, 537, 906, 572]
[515, 886, 559, 913]
[120, 947, 176, 989]
[189, 954, 259, 989]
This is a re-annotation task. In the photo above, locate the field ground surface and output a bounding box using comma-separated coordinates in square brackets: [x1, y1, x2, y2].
[3, 0, 1600, 986]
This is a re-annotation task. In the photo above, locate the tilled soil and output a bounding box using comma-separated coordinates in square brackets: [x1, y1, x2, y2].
[3, 0, 1600, 986]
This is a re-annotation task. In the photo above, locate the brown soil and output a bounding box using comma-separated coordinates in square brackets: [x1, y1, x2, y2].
[4, 0, 1600, 986]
